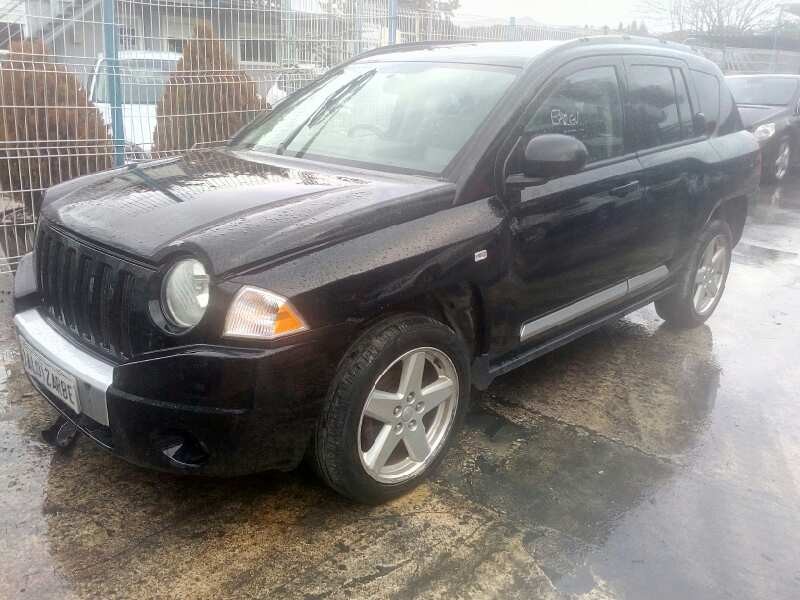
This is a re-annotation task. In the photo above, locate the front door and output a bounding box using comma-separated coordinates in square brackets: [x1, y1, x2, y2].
[488, 57, 646, 357]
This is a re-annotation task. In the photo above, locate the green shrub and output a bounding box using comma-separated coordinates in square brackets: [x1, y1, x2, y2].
[153, 21, 268, 155]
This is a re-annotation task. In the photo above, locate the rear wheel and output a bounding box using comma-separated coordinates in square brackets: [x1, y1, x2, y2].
[313, 314, 469, 504]
[655, 219, 733, 329]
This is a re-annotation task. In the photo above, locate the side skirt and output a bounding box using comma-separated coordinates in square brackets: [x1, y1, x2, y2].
[470, 284, 675, 390]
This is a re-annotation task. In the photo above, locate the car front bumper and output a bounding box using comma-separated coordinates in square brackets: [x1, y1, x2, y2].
[14, 303, 339, 477]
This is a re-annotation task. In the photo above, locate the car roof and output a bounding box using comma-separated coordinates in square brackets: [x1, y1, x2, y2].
[354, 36, 703, 69]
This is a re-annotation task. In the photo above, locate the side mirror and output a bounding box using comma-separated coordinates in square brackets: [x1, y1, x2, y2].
[521, 134, 588, 179]
[693, 112, 706, 134]
[693, 112, 715, 136]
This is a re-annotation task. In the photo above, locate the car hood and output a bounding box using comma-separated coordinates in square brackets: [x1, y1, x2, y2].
[42, 148, 456, 276]
[737, 104, 789, 129]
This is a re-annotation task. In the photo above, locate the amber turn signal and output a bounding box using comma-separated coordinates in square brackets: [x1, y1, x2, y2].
[223, 286, 308, 340]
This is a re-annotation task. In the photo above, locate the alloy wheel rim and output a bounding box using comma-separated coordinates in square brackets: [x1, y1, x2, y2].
[693, 234, 728, 316]
[776, 143, 790, 180]
[358, 347, 459, 484]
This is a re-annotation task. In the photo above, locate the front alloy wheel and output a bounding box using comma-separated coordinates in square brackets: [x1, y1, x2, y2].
[772, 140, 791, 182]
[312, 314, 470, 504]
[762, 139, 793, 183]
[359, 347, 459, 483]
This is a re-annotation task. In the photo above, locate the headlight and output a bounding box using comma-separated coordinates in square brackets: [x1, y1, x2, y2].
[223, 286, 307, 340]
[162, 259, 210, 328]
[754, 122, 776, 141]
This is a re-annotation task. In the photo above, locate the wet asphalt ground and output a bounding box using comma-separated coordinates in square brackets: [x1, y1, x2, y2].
[2, 180, 800, 600]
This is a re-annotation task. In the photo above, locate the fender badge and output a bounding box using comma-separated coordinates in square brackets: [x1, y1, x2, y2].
[474, 250, 488, 262]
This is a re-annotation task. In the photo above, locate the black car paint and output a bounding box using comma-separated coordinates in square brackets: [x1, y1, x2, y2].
[728, 75, 800, 176]
[15, 38, 761, 476]
[43, 150, 456, 277]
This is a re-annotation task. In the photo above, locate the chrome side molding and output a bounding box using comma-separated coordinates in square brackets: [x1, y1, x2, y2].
[628, 265, 669, 294]
[520, 282, 628, 342]
[520, 265, 669, 342]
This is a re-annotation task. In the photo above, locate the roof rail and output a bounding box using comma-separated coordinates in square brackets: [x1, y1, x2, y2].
[353, 39, 475, 61]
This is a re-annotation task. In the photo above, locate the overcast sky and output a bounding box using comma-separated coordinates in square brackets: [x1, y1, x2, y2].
[455, 0, 664, 31]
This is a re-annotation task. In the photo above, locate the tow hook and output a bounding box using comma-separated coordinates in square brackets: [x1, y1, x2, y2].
[41, 415, 79, 450]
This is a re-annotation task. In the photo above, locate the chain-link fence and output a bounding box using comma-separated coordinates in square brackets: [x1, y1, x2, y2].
[4, 2, 800, 274]
[0, 0, 591, 272]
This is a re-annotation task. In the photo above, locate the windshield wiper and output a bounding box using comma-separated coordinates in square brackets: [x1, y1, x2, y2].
[275, 68, 377, 155]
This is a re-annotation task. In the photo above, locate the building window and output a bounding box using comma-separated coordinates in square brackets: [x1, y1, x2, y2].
[112, 15, 143, 51]
[162, 16, 192, 55]
[167, 38, 184, 53]
[119, 24, 137, 50]
[239, 39, 278, 63]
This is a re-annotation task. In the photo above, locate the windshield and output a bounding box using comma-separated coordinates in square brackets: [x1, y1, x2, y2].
[726, 77, 799, 106]
[92, 59, 177, 104]
[237, 62, 518, 174]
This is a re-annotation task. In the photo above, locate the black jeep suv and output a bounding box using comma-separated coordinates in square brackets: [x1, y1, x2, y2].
[14, 38, 759, 503]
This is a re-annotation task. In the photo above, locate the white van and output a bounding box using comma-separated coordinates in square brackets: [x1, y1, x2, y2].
[87, 50, 181, 157]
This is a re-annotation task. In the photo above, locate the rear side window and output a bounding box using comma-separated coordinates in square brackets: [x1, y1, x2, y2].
[718, 81, 744, 136]
[691, 70, 720, 132]
[628, 65, 691, 149]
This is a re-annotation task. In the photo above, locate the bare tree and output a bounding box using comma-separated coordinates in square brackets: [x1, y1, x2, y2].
[640, 0, 777, 34]
[400, 0, 460, 17]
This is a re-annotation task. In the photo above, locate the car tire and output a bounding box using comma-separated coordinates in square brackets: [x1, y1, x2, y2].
[765, 138, 791, 183]
[654, 219, 733, 329]
[312, 313, 470, 504]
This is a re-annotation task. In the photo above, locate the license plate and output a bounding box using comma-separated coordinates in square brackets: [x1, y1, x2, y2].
[20, 337, 81, 414]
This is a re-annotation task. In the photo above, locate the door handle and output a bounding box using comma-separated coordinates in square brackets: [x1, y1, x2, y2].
[609, 180, 640, 197]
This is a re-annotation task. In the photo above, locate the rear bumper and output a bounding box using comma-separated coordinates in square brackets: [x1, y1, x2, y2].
[15, 304, 340, 476]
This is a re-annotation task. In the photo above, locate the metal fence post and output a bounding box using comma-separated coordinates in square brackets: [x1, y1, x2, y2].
[355, 0, 362, 54]
[283, 0, 295, 66]
[389, 0, 398, 44]
[102, 0, 124, 167]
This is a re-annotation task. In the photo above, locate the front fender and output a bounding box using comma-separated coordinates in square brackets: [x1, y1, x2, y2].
[228, 196, 508, 338]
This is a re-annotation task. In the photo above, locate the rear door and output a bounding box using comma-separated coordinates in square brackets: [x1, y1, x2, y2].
[623, 56, 706, 274]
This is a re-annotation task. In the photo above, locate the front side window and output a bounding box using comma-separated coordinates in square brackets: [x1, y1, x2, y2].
[238, 62, 518, 175]
[628, 65, 685, 149]
[524, 66, 625, 164]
